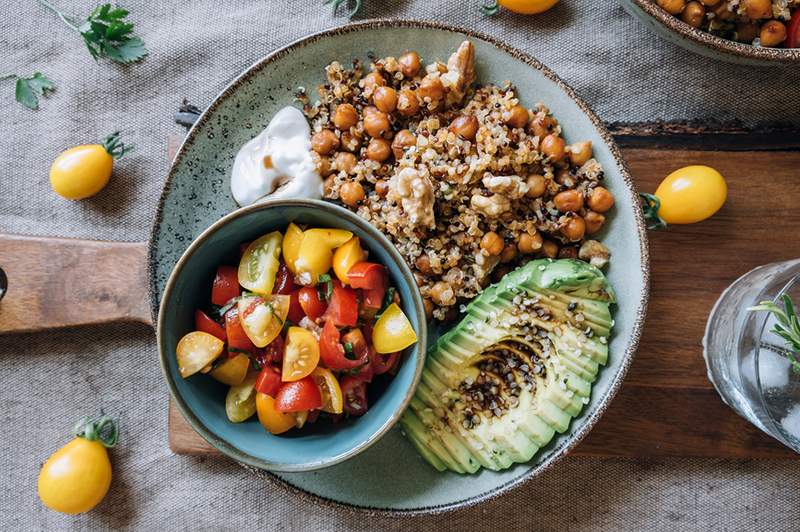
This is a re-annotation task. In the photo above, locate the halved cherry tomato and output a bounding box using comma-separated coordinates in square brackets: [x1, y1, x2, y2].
[287, 290, 305, 323]
[194, 309, 226, 341]
[341, 328, 368, 359]
[340, 375, 369, 416]
[282, 327, 321, 381]
[238, 294, 290, 347]
[254, 365, 282, 397]
[319, 320, 368, 371]
[282, 223, 304, 274]
[294, 228, 353, 284]
[310, 367, 344, 414]
[297, 286, 327, 320]
[210, 353, 250, 386]
[369, 347, 400, 376]
[211, 265, 240, 306]
[225, 307, 257, 352]
[333, 236, 366, 284]
[372, 303, 417, 354]
[273, 262, 296, 295]
[275, 377, 322, 412]
[176, 331, 224, 378]
[348, 262, 387, 309]
[238, 231, 283, 295]
[256, 392, 296, 434]
[324, 282, 359, 327]
[788, 11, 800, 48]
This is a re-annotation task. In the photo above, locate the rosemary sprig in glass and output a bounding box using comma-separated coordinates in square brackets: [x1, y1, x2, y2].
[748, 294, 800, 374]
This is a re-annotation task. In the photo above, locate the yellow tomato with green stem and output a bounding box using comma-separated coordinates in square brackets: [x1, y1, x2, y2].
[482, 0, 559, 15]
[49, 132, 132, 200]
[640, 165, 728, 229]
[38, 414, 117, 514]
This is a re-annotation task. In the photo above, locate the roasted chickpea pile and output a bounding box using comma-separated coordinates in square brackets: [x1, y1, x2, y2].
[301, 41, 614, 321]
[656, 0, 799, 47]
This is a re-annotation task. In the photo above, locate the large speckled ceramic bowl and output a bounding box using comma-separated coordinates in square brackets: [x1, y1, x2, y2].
[149, 20, 649, 515]
[157, 200, 427, 472]
[621, 0, 800, 66]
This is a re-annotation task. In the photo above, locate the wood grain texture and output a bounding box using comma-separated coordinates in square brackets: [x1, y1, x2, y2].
[167, 145, 800, 459]
[0, 235, 151, 333]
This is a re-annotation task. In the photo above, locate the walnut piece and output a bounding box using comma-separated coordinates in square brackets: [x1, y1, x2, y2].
[389, 167, 436, 229]
[482, 173, 529, 199]
[579, 240, 611, 269]
[441, 40, 476, 107]
[470, 192, 511, 218]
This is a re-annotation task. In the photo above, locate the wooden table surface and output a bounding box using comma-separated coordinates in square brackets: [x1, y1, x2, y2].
[168, 127, 800, 459]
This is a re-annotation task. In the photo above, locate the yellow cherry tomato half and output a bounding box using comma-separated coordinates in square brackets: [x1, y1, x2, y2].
[311, 367, 344, 414]
[225, 372, 258, 422]
[372, 303, 417, 354]
[238, 231, 283, 295]
[210, 353, 250, 386]
[294, 228, 354, 285]
[282, 223, 304, 274]
[655, 165, 728, 225]
[256, 392, 297, 435]
[282, 326, 321, 381]
[332, 236, 367, 285]
[38, 416, 116, 514]
[49, 132, 130, 200]
[176, 331, 224, 378]
[237, 294, 290, 348]
[496, 0, 559, 15]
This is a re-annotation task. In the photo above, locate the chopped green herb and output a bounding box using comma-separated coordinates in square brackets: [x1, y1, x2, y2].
[215, 300, 236, 319]
[317, 273, 334, 301]
[376, 287, 396, 320]
[251, 357, 262, 371]
[2, 73, 55, 110]
[344, 342, 354, 354]
[749, 294, 800, 374]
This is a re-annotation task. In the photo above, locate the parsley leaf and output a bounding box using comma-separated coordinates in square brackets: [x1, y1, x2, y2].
[39, 1, 148, 64]
[2, 73, 55, 110]
[317, 273, 334, 301]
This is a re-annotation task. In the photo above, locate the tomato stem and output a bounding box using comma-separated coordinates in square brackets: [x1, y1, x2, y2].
[322, 0, 363, 17]
[481, 0, 500, 15]
[101, 131, 134, 160]
[639, 192, 667, 230]
[73, 413, 119, 448]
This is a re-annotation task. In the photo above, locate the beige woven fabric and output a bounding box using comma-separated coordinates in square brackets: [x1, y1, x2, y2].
[2, 0, 800, 530]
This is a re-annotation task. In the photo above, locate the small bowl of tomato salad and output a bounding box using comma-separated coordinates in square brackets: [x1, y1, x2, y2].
[157, 199, 426, 472]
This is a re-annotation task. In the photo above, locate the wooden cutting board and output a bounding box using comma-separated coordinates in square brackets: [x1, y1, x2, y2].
[164, 129, 800, 458]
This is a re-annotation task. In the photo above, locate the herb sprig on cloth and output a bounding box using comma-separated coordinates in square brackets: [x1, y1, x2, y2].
[749, 294, 800, 374]
[1, 73, 55, 109]
[39, 0, 148, 64]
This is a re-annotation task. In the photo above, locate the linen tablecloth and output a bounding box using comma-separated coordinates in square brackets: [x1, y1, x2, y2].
[2, 1, 800, 530]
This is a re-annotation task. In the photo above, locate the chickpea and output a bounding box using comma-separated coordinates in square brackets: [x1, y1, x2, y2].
[323, 175, 335, 196]
[339, 181, 365, 207]
[317, 155, 333, 177]
[681, 1, 706, 27]
[373, 86, 398, 113]
[362, 71, 386, 92]
[374, 180, 389, 197]
[418, 76, 445, 102]
[311, 130, 339, 155]
[392, 129, 416, 159]
[334, 152, 357, 174]
[587, 186, 615, 213]
[554, 189, 584, 212]
[743, 0, 772, 19]
[423, 298, 434, 320]
[518, 231, 543, 254]
[541, 239, 559, 259]
[736, 21, 760, 43]
[500, 244, 517, 263]
[529, 115, 556, 138]
[657, 0, 686, 15]
[366, 138, 392, 162]
[505, 105, 530, 129]
[526, 174, 547, 198]
[415, 254, 432, 274]
[333, 103, 358, 130]
[480, 232, 504, 256]
[449, 115, 479, 141]
[398, 51, 422, 78]
[430, 281, 454, 306]
[561, 215, 586, 242]
[558, 246, 579, 260]
[397, 89, 420, 116]
[760, 20, 787, 47]
[699, 0, 720, 5]
[584, 211, 606, 235]
[567, 141, 593, 166]
[364, 110, 390, 138]
[541, 134, 566, 162]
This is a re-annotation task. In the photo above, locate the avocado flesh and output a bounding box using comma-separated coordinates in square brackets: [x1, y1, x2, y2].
[400, 259, 614, 474]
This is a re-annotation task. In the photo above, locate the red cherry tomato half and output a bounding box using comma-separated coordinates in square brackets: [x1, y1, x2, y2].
[273, 262, 296, 295]
[194, 309, 226, 341]
[369, 347, 399, 376]
[275, 377, 322, 412]
[298, 286, 328, 320]
[788, 11, 800, 48]
[211, 265, 240, 306]
[287, 290, 305, 324]
[347, 262, 387, 309]
[319, 320, 368, 371]
[340, 375, 369, 416]
[224, 307, 256, 352]
[254, 365, 282, 397]
[324, 282, 359, 327]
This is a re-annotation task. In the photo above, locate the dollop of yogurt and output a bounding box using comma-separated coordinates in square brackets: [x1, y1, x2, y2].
[230, 106, 322, 206]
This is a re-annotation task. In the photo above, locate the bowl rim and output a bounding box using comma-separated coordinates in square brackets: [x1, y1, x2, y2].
[148, 17, 650, 516]
[628, 0, 800, 63]
[157, 198, 428, 472]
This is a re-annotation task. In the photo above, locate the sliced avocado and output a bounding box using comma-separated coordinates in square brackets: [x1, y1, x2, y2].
[399, 259, 614, 474]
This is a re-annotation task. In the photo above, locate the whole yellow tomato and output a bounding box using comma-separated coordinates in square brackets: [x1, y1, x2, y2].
[484, 0, 560, 15]
[49, 132, 131, 200]
[38, 415, 117, 514]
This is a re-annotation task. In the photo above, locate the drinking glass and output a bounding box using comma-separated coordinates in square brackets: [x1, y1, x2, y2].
[703, 258, 800, 452]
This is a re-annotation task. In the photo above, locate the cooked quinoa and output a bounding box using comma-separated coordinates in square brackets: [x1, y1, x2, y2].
[301, 41, 614, 321]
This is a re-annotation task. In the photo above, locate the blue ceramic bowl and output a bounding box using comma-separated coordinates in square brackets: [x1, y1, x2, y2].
[157, 199, 427, 472]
